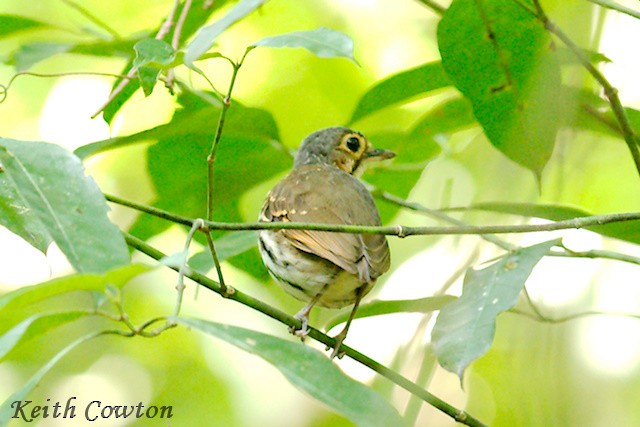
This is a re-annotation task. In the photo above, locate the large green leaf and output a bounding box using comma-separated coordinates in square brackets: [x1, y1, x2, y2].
[464, 202, 640, 245]
[350, 62, 451, 124]
[178, 318, 405, 427]
[0, 264, 150, 314]
[432, 239, 560, 379]
[0, 15, 50, 38]
[251, 27, 357, 63]
[184, 0, 267, 67]
[0, 139, 129, 273]
[438, 0, 563, 176]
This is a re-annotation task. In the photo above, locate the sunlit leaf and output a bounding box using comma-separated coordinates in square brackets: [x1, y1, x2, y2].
[251, 27, 357, 63]
[325, 296, 457, 331]
[350, 61, 451, 123]
[432, 239, 560, 380]
[178, 318, 405, 427]
[0, 139, 129, 273]
[0, 311, 89, 360]
[438, 0, 563, 177]
[0, 332, 103, 425]
[184, 0, 267, 67]
[0, 264, 150, 314]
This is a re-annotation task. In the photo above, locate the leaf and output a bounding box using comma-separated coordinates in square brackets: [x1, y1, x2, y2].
[410, 96, 478, 137]
[188, 231, 259, 273]
[325, 296, 457, 331]
[462, 202, 640, 245]
[437, 0, 563, 177]
[0, 15, 50, 38]
[178, 318, 405, 427]
[431, 239, 560, 379]
[350, 61, 451, 124]
[137, 66, 161, 96]
[133, 38, 176, 68]
[0, 332, 102, 426]
[0, 311, 89, 361]
[251, 27, 357, 63]
[0, 264, 150, 313]
[101, 0, 232, 124]
[184, 0, 267, 67]
[0, 139, 130, 273]
[9, 42, 73, 71]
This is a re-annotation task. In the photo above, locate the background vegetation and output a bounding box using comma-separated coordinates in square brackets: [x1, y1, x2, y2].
[1, 0, 640, 426]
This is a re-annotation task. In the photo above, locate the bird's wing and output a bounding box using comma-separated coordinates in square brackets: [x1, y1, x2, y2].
[260, 165, 390, 282]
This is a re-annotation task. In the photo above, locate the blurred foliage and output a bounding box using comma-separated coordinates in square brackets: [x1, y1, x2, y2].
[1, 0, 640, 426]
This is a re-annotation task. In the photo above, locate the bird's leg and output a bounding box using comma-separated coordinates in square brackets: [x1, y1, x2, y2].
[290, 288, 326, 340]
[328, 286, 366, 359]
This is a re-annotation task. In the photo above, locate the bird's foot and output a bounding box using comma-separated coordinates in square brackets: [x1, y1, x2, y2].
[289, 311, 310, 341]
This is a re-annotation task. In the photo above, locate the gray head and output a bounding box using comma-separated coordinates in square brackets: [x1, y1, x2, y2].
[293, 127, 395, 175]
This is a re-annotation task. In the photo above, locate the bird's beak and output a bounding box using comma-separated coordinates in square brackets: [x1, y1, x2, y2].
[364, 147, 396, 161]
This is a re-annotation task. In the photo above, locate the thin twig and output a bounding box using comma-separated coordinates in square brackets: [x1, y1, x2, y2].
[104, 193, 640, 238]
[204, 230, 231, 295]
[61, 0, 122, 39]
[123, 232, 487, 427]
[166, 0, 193, 92]
[413, 0, 447, 16]
[206, 47, 252, 221]
[526, 0, 640, 176]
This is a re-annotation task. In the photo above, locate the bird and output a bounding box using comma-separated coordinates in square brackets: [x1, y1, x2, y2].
[258, 127, 394, 357]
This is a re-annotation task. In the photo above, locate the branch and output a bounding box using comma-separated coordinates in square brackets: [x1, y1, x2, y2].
[524, 0, 640, 177]
[123, 232, 487, 427]
[104, 193, 640, 237]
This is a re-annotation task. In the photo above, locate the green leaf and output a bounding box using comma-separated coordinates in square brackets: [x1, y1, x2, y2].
[0, 264, 150, 314]
[0, 311, 89, 360]
[0, 15, 50, 38]
[133, 38, 176, 68]
[178, 318, 405, 427]
[251, 27, 357, 63]
[101, 0, 232, 124]
[325, 296, 457, 331]
[463, 202, 640, 245]
[0, 332, 102, 425]
[432, 239, 560, 379]
[10, 42, 73, 71]
[0, 139, 129, 273]
[184, 0, 267, 67]
[410, 96, 478, 137]
[188, 231, 259, 273]
[137, 66, 161, 96]
[438, 0, 563, 176]
[350, 61, 451, 124]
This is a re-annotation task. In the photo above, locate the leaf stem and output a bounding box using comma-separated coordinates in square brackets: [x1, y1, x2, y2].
[122, 232, 487, 427]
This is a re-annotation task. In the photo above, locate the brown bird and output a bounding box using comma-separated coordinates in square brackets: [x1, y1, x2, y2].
[258, 127, 394, 357]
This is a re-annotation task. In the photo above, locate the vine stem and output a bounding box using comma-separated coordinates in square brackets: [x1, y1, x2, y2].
[104, 193, 640, 237]
[123, 232, 487, 427]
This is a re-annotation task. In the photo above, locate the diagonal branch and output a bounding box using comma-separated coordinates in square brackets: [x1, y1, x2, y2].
[123, 232, 487, 427]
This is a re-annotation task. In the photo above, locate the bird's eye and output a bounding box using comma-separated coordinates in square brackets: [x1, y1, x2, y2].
[346, 136, 361, 152]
